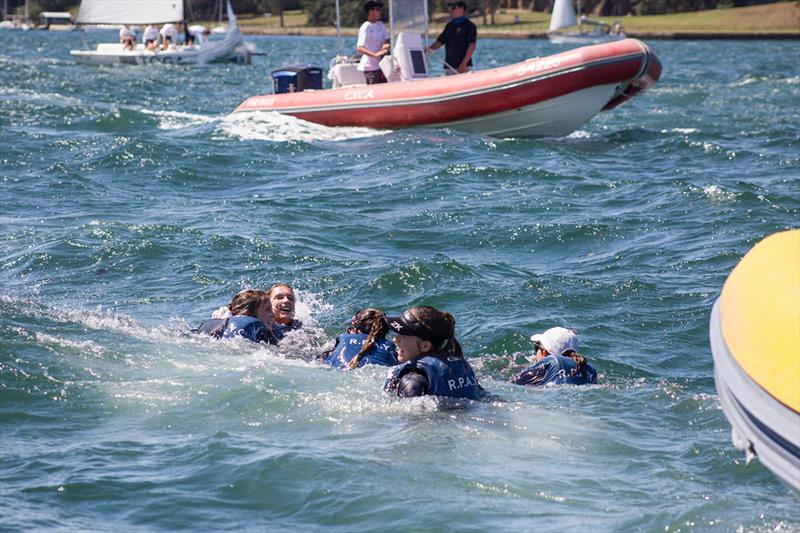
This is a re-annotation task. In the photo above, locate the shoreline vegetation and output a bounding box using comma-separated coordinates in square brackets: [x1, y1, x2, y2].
[231, 2, 800, 39]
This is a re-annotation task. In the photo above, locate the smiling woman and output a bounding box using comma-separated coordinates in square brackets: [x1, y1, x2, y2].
[268, 283, 303, 339]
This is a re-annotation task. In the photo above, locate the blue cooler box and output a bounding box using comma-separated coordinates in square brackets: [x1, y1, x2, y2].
[272, 65, 323, 94]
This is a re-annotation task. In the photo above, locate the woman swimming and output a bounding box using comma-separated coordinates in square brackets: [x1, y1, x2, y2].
[383, 306, 482, 400]
[193, 289, 277, 345]
[319, 308, 399, 369]
[511, 327, 597, 386]
[267, 283, 303, 340]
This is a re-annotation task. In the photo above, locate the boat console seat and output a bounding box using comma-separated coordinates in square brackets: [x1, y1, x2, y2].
[330, 62, 366, 88]
[393, 32, 428, 81]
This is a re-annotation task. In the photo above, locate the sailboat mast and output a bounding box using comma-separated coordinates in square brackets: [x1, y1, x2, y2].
[335, 0, 342, 57]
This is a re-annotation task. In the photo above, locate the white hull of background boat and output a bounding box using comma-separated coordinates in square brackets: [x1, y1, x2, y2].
[70, 0, 249, 66]
[71, 38, 249, 66]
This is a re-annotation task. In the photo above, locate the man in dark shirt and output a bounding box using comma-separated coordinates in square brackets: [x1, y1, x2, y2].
[426, 0, 477, 75]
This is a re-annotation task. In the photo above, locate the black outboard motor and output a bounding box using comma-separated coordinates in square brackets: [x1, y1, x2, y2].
[271, 65, 323, 94]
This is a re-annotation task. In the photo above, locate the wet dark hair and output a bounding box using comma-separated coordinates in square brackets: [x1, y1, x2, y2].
[228, 289, 268, 317]
[563, 349, 588, 374]
[348, 308, 390, 369]
[364, 0, 383, 13]
[402, 305, 464, 359]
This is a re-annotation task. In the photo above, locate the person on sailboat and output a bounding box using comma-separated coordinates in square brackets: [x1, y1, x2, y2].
[160, 21, 179, 50]
[188, 25, 211, 45]
[119, 24, 136, 51]
[426, 0, 477, 75]
[356, 0, 390, 85]
[143, 24, 160, 51]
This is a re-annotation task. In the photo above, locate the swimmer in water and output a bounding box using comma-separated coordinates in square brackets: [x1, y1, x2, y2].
[267, 283, 303, 340]
[511, 327, 597, 386]
[193, 289, 277, 344]
[383, 305, 482, 400]
[318, 308, 399, 369]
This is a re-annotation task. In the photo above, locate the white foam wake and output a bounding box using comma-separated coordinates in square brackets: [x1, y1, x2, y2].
[140, 108, 219, 130]
[218, 110, 390, 143]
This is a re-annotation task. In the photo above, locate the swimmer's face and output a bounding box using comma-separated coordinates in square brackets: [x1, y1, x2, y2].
[256, 298, 273, 326]
[270, 286, 296, 325]
[394, 334, 431, 363]
[533, 341, 548, 362]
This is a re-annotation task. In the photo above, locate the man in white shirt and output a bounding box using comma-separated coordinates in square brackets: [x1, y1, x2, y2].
[187, 25, 210, 46]
[119, 25, 136, 50]
[356, 1, 390, 84]
[143, 24, 159, 51]
[160, 22, 179, 50]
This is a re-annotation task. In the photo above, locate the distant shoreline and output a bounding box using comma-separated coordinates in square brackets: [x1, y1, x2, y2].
[236, 2, 799, 41]
[240, 27, 800, 40]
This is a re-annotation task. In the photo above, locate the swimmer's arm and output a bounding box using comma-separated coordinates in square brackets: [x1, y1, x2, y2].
[397, 370, 429, 398]
[512, 362, 547, 386]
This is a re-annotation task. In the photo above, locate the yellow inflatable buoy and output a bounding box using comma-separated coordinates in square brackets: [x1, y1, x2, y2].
[710, 229, 800, 494]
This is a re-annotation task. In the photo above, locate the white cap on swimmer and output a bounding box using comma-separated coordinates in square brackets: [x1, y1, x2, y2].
[530, 327, 579, 356]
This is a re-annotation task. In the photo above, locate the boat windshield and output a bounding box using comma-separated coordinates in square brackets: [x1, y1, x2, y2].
[389, 0, 428, 46]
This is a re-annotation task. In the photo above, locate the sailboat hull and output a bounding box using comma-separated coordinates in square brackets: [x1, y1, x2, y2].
[235, 38, 661, 138]
[70, 40, 249, 66]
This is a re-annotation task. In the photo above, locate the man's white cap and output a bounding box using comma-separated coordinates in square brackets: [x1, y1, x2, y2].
[530, 327, 579, 355]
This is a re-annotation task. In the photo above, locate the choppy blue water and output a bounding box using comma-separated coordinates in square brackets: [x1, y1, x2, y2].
[1, 30, 798, 531]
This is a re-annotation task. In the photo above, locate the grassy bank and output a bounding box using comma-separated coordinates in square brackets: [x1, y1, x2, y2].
[233, 1, 800, 38]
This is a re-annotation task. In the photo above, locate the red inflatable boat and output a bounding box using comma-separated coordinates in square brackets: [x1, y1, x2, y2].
[235, 38, 661, 137]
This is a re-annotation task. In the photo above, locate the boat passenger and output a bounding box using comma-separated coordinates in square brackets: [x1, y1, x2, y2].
[356, 0, 390, 85]
[188, 25, 210, 46]
[143, 24, 160, 51]
[119, 24, 136, 51]
[160, 22, 179, 50]
[193, 289, 277, 344]
[511, 327, 597, 386]
[318, 308, 399, 369]
[383, 306, 482, 400]
[426, 0, 477, 75]
[268, 283, 303, 340]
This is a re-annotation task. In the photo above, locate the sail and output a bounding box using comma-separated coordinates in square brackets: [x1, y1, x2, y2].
[76, 0, 184, 25]
[549, 0, 577, 32]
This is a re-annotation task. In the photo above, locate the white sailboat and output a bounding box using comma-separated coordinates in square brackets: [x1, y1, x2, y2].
[70, 0, 251, 66]
[548, 0, 625, 45]
[0, 0, 32, 30]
